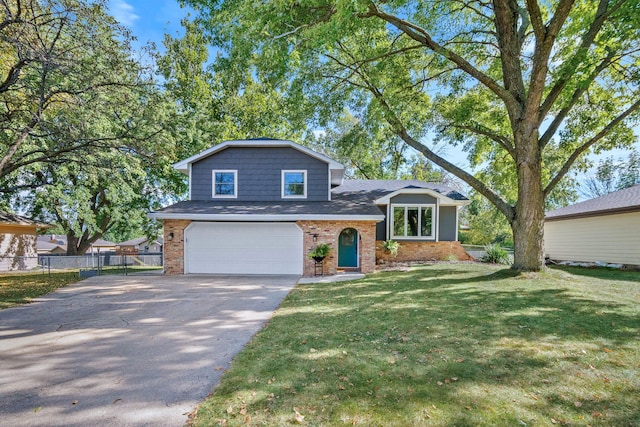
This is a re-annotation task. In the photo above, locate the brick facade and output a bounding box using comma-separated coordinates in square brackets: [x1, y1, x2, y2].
[296, 220, 378, 276]
[163, 219, 191, 275]
[161, 219, 469, 276]
[376, 240, 473, 264]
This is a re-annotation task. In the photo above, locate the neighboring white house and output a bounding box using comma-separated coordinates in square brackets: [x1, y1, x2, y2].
[544, 184, 640, 266]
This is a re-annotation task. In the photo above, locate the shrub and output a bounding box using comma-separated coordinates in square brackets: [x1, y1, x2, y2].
[308, 243, 331, 259]
[481, 243, 511, 265]
[382, 240, 400, 257]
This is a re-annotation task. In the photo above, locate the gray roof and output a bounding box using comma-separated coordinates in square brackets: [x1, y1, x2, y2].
[152, 179, 468, 219]
[153, 198, 384, 217]
[37, 241, 66, 251]
[332, 180, 469, 202]
[0, 211, 48, 227]
[36, 234, 116, 247]
[117, 236, 163, 246]
[546, 184, 640, 220]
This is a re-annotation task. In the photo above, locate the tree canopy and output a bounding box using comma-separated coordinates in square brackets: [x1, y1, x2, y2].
[183, 0, 640, 270]
[0, 0, 165, 190]
[1, 0, 176, 252]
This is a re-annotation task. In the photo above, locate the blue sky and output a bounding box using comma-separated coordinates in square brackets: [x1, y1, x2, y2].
[108, 0, 189, 49]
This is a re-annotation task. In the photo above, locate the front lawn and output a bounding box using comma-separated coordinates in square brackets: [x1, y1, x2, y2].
[192, 263, 640, 426]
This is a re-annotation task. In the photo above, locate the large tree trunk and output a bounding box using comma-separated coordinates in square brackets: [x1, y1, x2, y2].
[511, 130, 546, 271]
[511, 201, 545, 271]
[66, 233, 79, 256]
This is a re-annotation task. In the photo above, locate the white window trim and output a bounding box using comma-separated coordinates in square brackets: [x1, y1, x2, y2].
[390, 203, 436, 240]
[212, 169, 238, 198]
[281, 170, 307, 199]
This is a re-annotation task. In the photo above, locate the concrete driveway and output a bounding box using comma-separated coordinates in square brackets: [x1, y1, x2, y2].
[0, 273, 299, 426]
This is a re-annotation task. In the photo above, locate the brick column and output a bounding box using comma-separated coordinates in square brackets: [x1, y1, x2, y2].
[163, 219, 191, 275]
[297, 220, 378, 276]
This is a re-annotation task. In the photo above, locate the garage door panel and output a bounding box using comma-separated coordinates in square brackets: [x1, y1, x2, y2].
[184, 222, 303, 275]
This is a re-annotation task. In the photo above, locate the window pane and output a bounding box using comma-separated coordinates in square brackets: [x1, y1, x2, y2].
[421, 207, 432, 236]
[216, 172, 234, 184]
[214, 172, 235, 196]
[284, 172, 305, 196]
[215, 183, 234, 195]
[407, 207, 419, 236]
[393, 207, 405, 236]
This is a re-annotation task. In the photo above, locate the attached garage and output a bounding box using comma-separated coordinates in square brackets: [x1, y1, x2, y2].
[184, 222, 303, 275]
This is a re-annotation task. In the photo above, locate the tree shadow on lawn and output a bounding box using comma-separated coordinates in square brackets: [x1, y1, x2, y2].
[201, 265, 640, 426]
[300, 266, 638, 345]
[550, 265, 640, 283]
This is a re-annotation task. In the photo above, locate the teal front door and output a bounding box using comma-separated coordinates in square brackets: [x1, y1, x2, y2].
[338, 228, 358, 268]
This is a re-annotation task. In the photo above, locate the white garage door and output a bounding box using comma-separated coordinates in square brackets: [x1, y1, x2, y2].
[184, 222, 303, 275]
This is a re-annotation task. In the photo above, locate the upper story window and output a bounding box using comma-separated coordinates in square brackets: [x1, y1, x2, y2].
[212, 170, 237, 198]
[391, 204, 434, 239]
[282, 170, 307, 198]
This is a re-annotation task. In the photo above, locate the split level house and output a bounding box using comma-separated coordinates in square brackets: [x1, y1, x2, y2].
[150, 139, 472, 276]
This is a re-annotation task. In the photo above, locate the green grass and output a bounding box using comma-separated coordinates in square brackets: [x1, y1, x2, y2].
[0, 266, 161, 309]
[191, 263, 640, 427]
[0, 271, 81, 309]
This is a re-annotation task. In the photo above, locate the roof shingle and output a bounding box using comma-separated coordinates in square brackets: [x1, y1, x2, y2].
[332, 180, 469, 201]
[546, 184, 640, 220]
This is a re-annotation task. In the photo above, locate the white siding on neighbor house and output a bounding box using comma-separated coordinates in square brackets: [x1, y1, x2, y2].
[544, 211, 640, 265]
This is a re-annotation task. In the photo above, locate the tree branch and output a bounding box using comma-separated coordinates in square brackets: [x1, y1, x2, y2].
[450, 123, 516, 158]
[367, 83, 515, 221]
[539, 0, 627, 119]
[544, 96, 640, 196]
[539, 48, 617, 148]
[363, 3, 516, 110]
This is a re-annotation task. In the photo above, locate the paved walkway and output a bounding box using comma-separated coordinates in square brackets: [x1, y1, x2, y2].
[0, 274, 299, 427]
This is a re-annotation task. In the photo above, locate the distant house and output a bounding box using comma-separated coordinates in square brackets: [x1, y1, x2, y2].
[0, 212, 49, 271]
[36, 241, 67, 255]
[36, 235, 117, 254]
[37, 235, 67, 254]
[88, 239, 117, 253]
[116, 237, 163, 255]
[544, 184, 640, 267]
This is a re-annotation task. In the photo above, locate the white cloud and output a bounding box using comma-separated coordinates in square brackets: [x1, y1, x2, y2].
[109, 0, 139, 28]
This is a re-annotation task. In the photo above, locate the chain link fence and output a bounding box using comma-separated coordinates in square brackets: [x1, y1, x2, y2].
[0, 253, 163, 275]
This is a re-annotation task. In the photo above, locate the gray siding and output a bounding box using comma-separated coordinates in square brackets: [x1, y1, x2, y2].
[190, 147, 329, 201]
[385, 194, 459, 242]
[390, 194, 437, 204]
[438, 206, 458, 241]
[376, 206, 387, 240]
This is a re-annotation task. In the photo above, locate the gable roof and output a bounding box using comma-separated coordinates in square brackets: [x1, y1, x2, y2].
[546, 184, 640, 221]
[117, 236, 163, 247]
[0, 212, 48, 228]
[37, 240, 66, 252]
[332, 180, 469, 205]
[173, 139, 345, 185]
